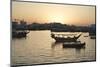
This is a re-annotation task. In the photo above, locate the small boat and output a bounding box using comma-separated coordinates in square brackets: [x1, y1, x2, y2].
[90, 36, 96, 39]
[51, 33, 82, 42]
[63, 41, 85, 48]
[12, 31, 29, 38]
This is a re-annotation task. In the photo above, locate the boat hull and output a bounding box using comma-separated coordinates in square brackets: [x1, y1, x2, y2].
[63, 42, 85, 48]
[51, 33, 81, 42]
[54, 37, 77, 42]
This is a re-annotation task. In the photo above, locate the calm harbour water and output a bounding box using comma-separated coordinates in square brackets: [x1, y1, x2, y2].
[11, 30, 96, 66]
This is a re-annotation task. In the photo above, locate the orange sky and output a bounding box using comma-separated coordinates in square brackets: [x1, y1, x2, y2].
[12, 1, 95, 26]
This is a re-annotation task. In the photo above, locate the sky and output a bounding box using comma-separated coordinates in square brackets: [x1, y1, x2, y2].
[12, 1, 96, 26]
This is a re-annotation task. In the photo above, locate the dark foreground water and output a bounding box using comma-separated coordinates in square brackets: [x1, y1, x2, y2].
[11, 30, 96, 66]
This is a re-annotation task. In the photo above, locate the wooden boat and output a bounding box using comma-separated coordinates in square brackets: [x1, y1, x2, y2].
[63, 41, 85, 48]
[12, 31, 29, 38]
[51, 33, 82, 42]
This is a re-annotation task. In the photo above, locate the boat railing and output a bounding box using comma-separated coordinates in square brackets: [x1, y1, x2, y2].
[51, 33, 82, 38]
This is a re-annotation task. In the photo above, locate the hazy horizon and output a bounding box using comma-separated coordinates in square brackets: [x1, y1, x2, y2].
[12, 1, 96, 26]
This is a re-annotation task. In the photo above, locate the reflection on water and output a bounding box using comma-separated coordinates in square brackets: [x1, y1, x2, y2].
[11, 30, 96, 66]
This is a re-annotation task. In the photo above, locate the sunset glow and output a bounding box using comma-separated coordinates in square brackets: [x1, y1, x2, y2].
[12, 1, 95, 26]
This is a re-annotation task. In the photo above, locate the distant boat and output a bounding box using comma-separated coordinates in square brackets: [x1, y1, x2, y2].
[51, 33, 82, 42]
[12, 30, 29, 38]
[63, 41, 85, 48]
[89, 31, 96, 39]
[90, 36, 96, 39]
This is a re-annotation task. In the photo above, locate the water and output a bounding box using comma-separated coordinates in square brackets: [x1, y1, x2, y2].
[11, 30, 96, 66]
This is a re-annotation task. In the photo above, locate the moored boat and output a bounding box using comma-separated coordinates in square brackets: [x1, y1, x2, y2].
[12, 31, 29, 38]
[90, 35, 96, 39]
[51, 33, 82, 42]
[63, 41, 85, 48]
